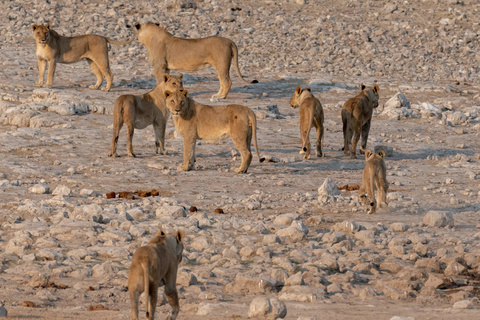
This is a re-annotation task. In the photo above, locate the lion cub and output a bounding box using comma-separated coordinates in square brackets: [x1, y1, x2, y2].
[109, 74, 183, 158]
[290, 86, 324, 159]
[358, 150, 388, 214]
[128, 229, 185, 320]
[163, 89, 265, 173]
[32, 24, 132, 90]
[341, 84, 380, 158]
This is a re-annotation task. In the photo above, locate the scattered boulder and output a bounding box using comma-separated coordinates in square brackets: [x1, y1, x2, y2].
[248, 297, 287, 319]
[318, 178, 340, 196]
[422, 211, 454, 228]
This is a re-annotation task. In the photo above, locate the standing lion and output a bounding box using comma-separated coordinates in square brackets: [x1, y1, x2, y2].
[134, 22, 257, 99]
[358, 150, 388, 214]
[32, 24, 133, 90]
[290, 86, 324, 159]
[341, 84, 379, 158]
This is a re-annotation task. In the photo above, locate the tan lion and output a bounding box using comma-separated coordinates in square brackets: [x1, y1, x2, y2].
[341, 84, 380, 159]
[128, 228, 185, 320]
[290, 86, 324, 159]
[32, 24, 133, 91]
[109, 74, 184, 158]
[135, 22, 257, 99]
[358, 150, 388, 214]
[163, 89, 265, 173]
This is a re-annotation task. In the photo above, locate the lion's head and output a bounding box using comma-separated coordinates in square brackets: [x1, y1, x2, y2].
[361, 84, 380, 108]
[32, 24, 51, 44]
[164, 89, 189, 117]
[290, 86, 311, 108]
[162, 74, 184, 92]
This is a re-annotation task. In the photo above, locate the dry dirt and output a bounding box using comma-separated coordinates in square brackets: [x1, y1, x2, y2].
[0, 0, 479, 319]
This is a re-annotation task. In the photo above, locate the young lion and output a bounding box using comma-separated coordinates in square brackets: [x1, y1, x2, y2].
[341, 84, 380, 159]
[163, 89, 265, 173]
[135, 22, 257, 99]
[109, 74, 183, 158]
[32, 24, 133, 91]
[358, 150, 388, 214]
[290, 86, 324, 159]
[128, 229, 185, 320]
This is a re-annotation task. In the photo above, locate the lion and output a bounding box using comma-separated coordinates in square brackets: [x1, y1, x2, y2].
[290, 86, 325, 159]
[341, 84, 380, 159]
[134, 22, 257, 99]
[128, 228, 185, 320]
[163, 89, 265, 173]
[108, 74, 184, 158]
[32, 24, 133, 91]
[358, 150, 388, 214]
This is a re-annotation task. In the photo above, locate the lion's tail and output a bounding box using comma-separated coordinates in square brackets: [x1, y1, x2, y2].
[106, 26, 135, 46]
[141, 262, 150, 319]
[231, 42, 258, 84]
[249, 110, 265, 163]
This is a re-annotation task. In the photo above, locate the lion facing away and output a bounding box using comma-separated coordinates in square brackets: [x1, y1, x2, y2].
[358, 150, 388, 214]
[290, 86, 324, 159]
[32, 24, 133, 91]
[163, 89, 265, 173]
[135, 22, 257, 99]
[128, 229, 185, 320]
[341, 84, 379, 159]
[109, 74, 184, 158]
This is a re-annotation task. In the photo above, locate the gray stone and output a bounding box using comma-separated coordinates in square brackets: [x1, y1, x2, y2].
[318, 178, 340, 196]
[452, 300, 473, 309]
[248, 297, 287, 319]
[422, 211, 454, 228]
[0, 305, 7, 317]
[29, 183, 50, 194]
[374, 145, 394, 157]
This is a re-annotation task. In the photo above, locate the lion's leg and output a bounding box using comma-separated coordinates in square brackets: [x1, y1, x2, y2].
[360, 119, 371, 154]
[147, 284, 158, 320]
[212, 61, 232, 99]
[36, 58, 46, 87]
[315, 120, 324, 157]
[86, 59, 104, 90]
[164, 276, 180, 320]
[153, 122, 167, 155]
[366, 174, 376, 214]
[232, 126, 253, 173]
[126, 122, 136, 157]
[178, 138, 195, 171]
[351, 122, 361, 159]
[154, 63, 168, 85]
[377, 174, 388, 208]
[109, 115, 123, 157]
[299, 117, 311, 159]
[341, 109, 350, 155]
[129, 289, 140, 320]
[95, 55, 113, 91]
[45, 59, 56, 88]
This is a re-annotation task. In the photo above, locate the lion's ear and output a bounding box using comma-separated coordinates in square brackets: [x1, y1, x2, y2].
[176, 230, 185, 243]
[155, 23, 160, 26]
[304, 87, 311, 92]
[46, 24, 50, 30]
[373, 85, 379, 94]
[135, 23, 141, 30]
[295, 86, 302, 94]
[379, 150, 386, 158]
[164, 90, 172, 98]
[156, 228, 165, 236]
[32, 25, 37, 31]
[361, 83, 366, 91]
[182, 90, 189, 97]
[365, 150, 372, 159]
[163, 74, 170, 83]
[178, 73, 183, 81]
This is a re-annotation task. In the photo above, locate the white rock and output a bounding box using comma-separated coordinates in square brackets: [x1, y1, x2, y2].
[248, 297, 287, 319]
[318, 178, 340, 196]
[52, 185, 71, 196]
[422, 211, 454, 228]
[452, 300, 473, 309]
[29, 183, 50, 194]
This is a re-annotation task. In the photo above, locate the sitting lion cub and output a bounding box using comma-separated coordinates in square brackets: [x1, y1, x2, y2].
[128, 229, 185, 320]
[109, 74, 183, 157]
[341, 84, 379, 158]
[32, 24, 132, 90]
[290, 86, 324, 159]
[358, 150, 388, 214]
[163, 89, 265, 173]
[135, 22, 257, 99]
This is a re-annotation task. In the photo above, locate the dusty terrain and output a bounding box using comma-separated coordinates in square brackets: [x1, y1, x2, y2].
[0, 0, 479, 319]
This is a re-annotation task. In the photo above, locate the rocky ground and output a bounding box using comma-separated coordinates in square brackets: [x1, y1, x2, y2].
[0, 0, 479, 319]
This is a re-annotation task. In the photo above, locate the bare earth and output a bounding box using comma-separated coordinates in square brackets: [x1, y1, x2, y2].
[0, 1, 479, 319]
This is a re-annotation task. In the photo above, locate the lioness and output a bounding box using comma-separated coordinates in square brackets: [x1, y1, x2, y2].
[128, 229, 185, 320]
[290, 86, 325, 159]
[32, 24, 133, 91]
[135, 22, 257, 99]
[109, 74, 184, 158]
[341, 84, 380, 159]
[358, 150, 388, 214]
[163, 89, 265, 173]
